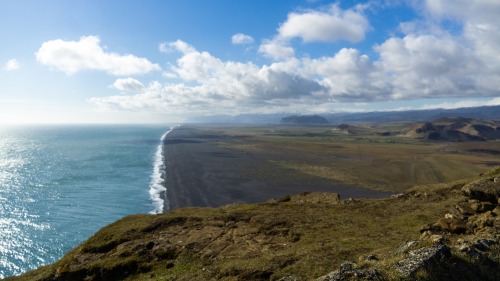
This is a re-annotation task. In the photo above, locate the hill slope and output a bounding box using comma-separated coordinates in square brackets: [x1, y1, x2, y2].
[280, 115, 329, 125]
[7, 168, 500, 281]
[405, 117, 500, 141]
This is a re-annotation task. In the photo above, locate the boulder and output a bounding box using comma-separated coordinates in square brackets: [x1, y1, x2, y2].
[315, 262, 383, 281]
[462, 179, 500, 204]
[394, 244, 451, 278]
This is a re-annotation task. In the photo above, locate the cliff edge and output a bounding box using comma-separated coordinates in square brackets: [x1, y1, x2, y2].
[6, 168, 500, 281]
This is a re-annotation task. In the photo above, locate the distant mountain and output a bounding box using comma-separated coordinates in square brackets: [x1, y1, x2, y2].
[280, 115, 329, 125]
[185, 105, 500, 124]
[324, 105, 500, 124]
[404, 117, 500, 141]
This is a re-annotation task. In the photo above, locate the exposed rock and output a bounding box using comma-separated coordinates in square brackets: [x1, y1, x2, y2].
[462, 179, 500, 204]
[456, 238, 498, 260]
[315, 262, 384, 281]
[394, 244, 451, 278]
[395, 240, 419, 255]
[436, 217, 467, 234]
[455, 202, 476, 216]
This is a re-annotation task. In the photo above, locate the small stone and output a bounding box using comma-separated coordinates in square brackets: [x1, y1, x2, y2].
[145, 241, 155, 250]
[492, 206, 500, 216]
[364, 255, 379, 262]
[494, 176, 500, 183]
[444, 213, 455, 219]
[437, 217, 467, 234]
[339, 261, 356, 273]
[430, 235, 445, 244]
[391, 193, 404, 199]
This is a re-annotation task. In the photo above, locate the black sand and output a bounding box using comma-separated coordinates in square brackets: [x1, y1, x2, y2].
[163, 126, 390, 211]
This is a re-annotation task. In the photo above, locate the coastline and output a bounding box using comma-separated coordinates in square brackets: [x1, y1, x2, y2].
[162, 126, 390, 211]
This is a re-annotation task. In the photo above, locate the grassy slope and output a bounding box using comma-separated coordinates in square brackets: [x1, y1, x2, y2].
[9, 174, 493, 280]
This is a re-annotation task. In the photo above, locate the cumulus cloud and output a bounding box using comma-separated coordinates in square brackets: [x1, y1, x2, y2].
[278, 4, 370, 43]
[112, 78, 145, 92]
[258, 39, 295, 59]
[89, 2, 500, 117]
[91, 40, 325, 114]
[231, 33, 254, 45]
[36, 36, 161, 75]
[3, 59, 20, 71]
[375, 34, 480, 99]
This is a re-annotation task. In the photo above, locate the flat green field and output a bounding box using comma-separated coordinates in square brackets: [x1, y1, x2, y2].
[211, 125, 500, 192]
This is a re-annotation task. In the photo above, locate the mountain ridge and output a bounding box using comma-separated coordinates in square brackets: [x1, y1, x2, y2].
[186, 105, 500, 124]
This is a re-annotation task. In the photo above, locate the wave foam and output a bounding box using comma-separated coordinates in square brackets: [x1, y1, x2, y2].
[149, 127, 175, 214]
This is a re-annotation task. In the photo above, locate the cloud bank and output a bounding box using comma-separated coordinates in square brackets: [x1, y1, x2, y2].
[83, 1, 500, 116]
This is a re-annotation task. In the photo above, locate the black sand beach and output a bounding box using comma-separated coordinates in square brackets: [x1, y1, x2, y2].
[163, 126, 390, 211]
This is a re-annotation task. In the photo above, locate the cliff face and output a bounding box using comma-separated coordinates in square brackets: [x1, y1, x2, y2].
[7, 169, 500, 281]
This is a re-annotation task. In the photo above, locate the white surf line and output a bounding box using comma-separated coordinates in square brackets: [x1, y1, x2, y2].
[149, 126, 179, 214]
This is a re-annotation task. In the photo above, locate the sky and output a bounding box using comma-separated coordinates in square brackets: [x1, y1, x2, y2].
[1, 0, 499, 124]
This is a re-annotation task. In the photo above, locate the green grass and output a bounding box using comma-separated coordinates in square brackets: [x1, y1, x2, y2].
[215, 126, 500, 192]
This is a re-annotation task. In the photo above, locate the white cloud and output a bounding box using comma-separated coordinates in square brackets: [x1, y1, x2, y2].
[90, 40, 325, 114]
[88, 2, 500, 117]
[160, 40, 196, 54]
[375, 34, 481, 99]
[258, 39, 295, 60]
[231, 33, 254, 45]
[36, 36, 161, 75]
[277, 4, 370, 43]
[112, 78, 145, 92]
[3, 59, 20, 71]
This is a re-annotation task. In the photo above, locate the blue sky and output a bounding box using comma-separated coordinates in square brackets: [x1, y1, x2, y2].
[1, 0, 499, 124]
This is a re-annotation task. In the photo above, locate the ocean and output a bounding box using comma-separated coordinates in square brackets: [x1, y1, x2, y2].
[0, 124, 171, 278]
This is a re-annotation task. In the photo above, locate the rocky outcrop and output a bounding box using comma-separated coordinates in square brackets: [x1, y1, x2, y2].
[462, 178, 500, 204]
[315, 262, 383, 281]
[394, 244, 451, 278]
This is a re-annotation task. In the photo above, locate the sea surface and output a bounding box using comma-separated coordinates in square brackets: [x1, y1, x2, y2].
[0, 125, 171, 278]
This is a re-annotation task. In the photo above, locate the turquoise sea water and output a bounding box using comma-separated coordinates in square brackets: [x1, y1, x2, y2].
[0, 125, 170, 278]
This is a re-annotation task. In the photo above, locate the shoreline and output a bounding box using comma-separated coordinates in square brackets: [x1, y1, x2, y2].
[162, 126, 390, 212]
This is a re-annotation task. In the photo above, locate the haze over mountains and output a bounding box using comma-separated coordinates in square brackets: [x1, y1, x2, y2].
[187, 105, 500, 124]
